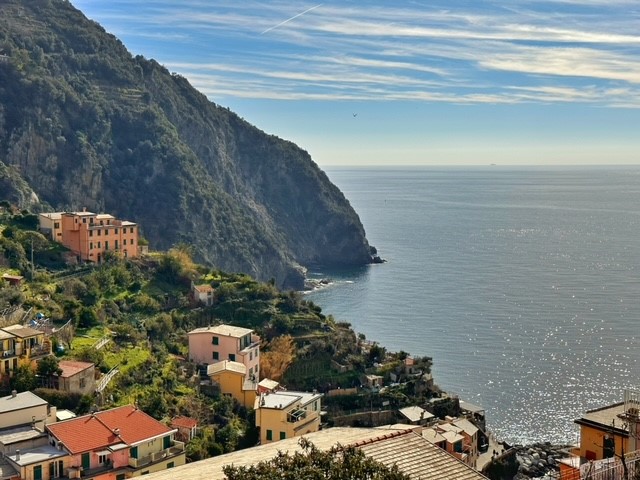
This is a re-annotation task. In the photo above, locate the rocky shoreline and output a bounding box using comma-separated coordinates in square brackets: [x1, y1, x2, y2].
[513, 442, 573, 479]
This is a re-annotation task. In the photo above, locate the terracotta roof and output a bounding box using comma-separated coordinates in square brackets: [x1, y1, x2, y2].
[193, 284, 214, 293]
[94, 405, 174, 445]
[171, 416, 198, 429]
[58, 360, 94, 378]
[47, 405, 174, 454]
[47, 414, 118, 454]
[357, 430, 487, 479]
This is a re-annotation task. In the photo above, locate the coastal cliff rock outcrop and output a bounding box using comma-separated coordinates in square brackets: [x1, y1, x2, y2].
[0, 0, 374, 289]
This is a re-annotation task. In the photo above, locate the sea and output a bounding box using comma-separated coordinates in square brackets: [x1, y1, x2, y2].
[306, 166, 640, 445]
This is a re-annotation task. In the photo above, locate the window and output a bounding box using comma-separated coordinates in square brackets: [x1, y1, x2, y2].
[115, 228, 118, 234]
[97, 229, 101, 236]
[82, 218, 86, 223]
[90, 242, 93, 250]
[89, 230, 93, 237]
[212, 337, 219, 345]
[98, 453, 108, 464]
[115, 240, 119, 249]
[266, 429, 273, 441]
[167, 462, 175, 469]
[97, 242, 101, 248]
[454, 440, 463, 453]
[229, 354, 235, 361]
[130, 227, 134, 233]
[33, 465, 42, 480]
[280, 431, 286, 440]
[603, 436, 615, 458]
[105, 241, 109, 250]
[81, 452, 90, 469]
[116, 475, 126, 480]
[163, 435, 171, 449]
[142, 471, 149, 475]
[130, 446, 138, 459]
[123, 239, 127, 245]
[80, 378, 86, 388]
[54, 222, 60, 228]
[249, 351, 253, 361]
[212, 351, 219, 360]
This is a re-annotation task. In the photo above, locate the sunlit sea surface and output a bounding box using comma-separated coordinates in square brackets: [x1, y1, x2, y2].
[307, 166, 640, 445]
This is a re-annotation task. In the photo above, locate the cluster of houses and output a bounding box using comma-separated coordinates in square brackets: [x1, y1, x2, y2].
[0, 209, 633, 479]
[0, 390, 185, 480]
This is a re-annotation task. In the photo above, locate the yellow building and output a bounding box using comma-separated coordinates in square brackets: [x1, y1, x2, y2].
[0, 325, 51, 380]
[574, 402, 630, 461]
[255, 390, 323, 444]
[207, 360, 257, 409]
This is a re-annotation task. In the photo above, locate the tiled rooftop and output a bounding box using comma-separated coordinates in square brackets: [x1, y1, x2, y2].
[357, 430, 488, 479]
[141, 427, 488, 480]
[58, 360, 94, 378]
[47, 405, 174, 454]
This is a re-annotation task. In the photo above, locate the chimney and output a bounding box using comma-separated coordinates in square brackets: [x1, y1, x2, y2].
[15, 449, 20, 461]
[114, 428, 120, 436]
[11, 390, 17, 398]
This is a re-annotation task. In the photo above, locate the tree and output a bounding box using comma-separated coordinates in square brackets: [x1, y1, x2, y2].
[12, 364, 37, 392]
[222, 438, 410, 480]
[37, 355, 62, 388]
[260, 335, 295, 382]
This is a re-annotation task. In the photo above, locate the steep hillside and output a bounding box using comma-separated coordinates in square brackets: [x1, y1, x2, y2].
[0, 0, 374, 288]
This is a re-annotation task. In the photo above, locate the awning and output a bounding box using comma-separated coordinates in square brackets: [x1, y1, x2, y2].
[95, 450, 112, 456]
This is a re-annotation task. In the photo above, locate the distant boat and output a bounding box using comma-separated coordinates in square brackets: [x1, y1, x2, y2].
[490, 163, 496, 166]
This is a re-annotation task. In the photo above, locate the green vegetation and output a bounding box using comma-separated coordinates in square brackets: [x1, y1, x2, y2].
[222, 438, 410, 480]
[0, 0, 373, 290]
[0, 206, 439, 459]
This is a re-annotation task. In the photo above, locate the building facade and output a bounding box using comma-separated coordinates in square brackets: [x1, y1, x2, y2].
[254, 390, 323, 444]
[46, 405, 185, 479]
[188, 325, 260, 380]
[39, 210, 139, 263]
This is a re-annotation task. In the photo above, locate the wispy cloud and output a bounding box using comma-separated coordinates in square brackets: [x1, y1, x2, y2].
[73, 0, 640, 107]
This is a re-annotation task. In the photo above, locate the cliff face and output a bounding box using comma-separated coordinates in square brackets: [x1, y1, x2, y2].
[0, 0, 373, 288]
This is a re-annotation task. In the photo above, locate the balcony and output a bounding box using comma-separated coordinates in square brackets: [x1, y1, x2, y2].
[0, 349, 15, 358]
[128, 441, 185, 469]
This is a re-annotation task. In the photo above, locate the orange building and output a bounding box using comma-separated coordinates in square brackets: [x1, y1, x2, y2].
[40, 210, 139, 263]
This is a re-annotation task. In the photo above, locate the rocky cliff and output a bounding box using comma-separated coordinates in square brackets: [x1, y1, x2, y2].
[0, 0, 374, 288]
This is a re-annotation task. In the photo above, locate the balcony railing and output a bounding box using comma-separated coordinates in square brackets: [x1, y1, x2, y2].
[128, 441, 185, 469]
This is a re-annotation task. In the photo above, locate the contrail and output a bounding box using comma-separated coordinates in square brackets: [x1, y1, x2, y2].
[261, 4, 323, 35]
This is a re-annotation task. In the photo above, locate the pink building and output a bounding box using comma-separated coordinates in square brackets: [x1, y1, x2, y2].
[187, 325, 260, 381]
[46, 405, 185, 479]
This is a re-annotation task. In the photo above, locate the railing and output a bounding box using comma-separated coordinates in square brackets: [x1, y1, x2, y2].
[128, 441, 185, 468]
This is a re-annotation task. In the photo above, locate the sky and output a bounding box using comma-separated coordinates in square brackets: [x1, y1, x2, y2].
[70, 0, 640, 166]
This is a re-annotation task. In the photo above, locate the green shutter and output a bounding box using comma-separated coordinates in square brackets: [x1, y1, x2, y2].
[130, 446, 138, 459]
[33, 465, 42, 480]
[163, 435, 171, 449]
[81, 452, 90, 469]
[266, 429, 273, 441]
[280, 431, 286, 440]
